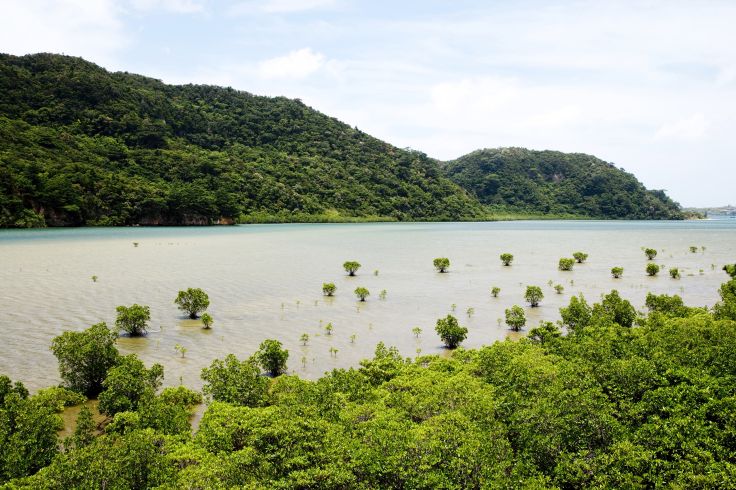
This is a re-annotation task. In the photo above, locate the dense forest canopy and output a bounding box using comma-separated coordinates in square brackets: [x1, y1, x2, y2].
[444, 148, 683, 219]
[0, 53, 682, 227]
[1, 267, 735, 488]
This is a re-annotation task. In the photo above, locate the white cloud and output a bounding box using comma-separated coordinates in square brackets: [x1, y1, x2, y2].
[655, 114, 709, 142]
[230, 0, 336, 15]
[128, 0, 205, 13]
[0, 0, 127, 66]
[258, 48, 326, 79]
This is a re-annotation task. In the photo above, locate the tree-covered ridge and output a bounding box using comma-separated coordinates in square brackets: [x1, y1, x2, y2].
[444, 147, 683, 219]
[0, 53, 483, 226]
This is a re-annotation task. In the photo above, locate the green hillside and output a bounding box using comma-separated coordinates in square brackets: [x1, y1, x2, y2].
[0, 53, 683, 227]
[0, 53, 483, 227]
[444, 148, 683, 219]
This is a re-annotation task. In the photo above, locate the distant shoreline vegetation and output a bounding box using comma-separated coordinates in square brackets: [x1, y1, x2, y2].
[1, 53, 684, 228]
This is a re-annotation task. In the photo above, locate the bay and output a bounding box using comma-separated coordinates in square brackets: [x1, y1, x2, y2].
[1, 220, 734, 392]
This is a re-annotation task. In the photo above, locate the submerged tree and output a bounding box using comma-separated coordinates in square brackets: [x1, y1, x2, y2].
[554, 284, 564, 294]
[558, 258, 575, 271]
[644, 248, 658, 260]
[669, 267, 681, 279]
[354, 287, 370, 301]
[611, 266, 624, 278]
[255, 339, 289, 377]
[51, 322, 119, 397]
[572, 252, 588, 263]
[115, 304, 151, 336]
[343, 261, 361, 276]
[525, 286, 544, 307]
[174, 288, 210, 319]
[646, 263, 661, 276]
[500, 253, 514, 266]
[435, 314, 468, 348]
[200, 313, 213, 329]
[491, 286, 501, 297]
[505, 305, 526, 331]
[322, 283, 336, 296]
[433, 257, 450, 273]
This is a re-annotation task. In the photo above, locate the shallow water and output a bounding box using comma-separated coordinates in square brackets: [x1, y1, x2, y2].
[1, 220, 734, 392]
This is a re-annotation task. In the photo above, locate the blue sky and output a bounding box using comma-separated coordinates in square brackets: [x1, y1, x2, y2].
[2, 0, 735, 206]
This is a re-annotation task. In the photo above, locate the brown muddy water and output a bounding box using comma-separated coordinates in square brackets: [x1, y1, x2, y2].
[1, 220, 734, 393]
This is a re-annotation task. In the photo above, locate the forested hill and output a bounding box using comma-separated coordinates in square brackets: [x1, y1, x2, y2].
[444, 148, 683, 219]
[0, 53, 682, 227]
[0, 53, 484, 226]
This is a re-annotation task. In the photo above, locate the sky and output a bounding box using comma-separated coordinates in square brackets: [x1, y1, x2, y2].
[2, 0, 735, 207]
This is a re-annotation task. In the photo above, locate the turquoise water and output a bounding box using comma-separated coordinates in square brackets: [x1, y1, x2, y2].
[1, 220, 734, 391]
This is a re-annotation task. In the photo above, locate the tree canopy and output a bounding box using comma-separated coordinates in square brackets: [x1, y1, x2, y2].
[0, 54, 683, 227]
[5, 272, 736, 488]
[444, 148, 683, 219]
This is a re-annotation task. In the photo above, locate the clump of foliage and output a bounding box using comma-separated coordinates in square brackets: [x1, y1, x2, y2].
[201, 354, 268, 407]
[611, 266, 623, 278]
[559, 294, 592, 334]
[434, 314, 468, 348]
[572, 252, 588, 263]
[689, 246, 698, 253]
[354, 287, 370, 301]
[343, 261, 361, 276]
[97, 355, 164, 417]
[200, 313, 213, 329]
[723, 264, 736, 278]
[644, 247, 658, 260]
[669, 267, 680, 279]
[558, 257, 575, 271]
[491, 286, 500, 297]
[0, 376, 60, 482]
[593, 290, 636, 327]
[115, 304, 151, 336]
[255, 339, 289, 377]
[524, 285, 544, 307]
[174, 344, 187, 358]
[646, 263, 661, 276]
[174, 288, 210, 319]
[504, 305, 526, 331]
[322, 283, 336, 296]
[67, 405, 95, 450]
[500, 253, 514, 266]
[433, 257, 450, 273]
[51, 323, 119, 397]
[554, 284, 564, 294]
